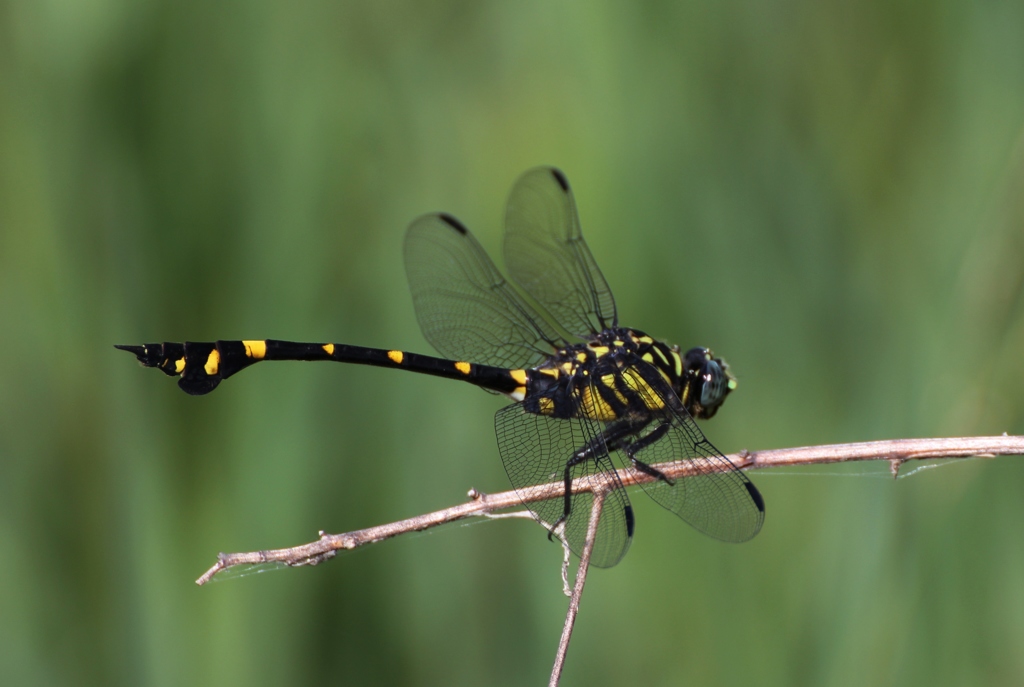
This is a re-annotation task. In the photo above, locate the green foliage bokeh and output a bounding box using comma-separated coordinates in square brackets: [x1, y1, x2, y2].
[2, 2, 1024, 685]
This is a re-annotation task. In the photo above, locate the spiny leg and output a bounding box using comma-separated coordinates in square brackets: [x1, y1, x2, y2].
[624, 421, 675, 486]
[549, 441, 598, 539]
[547, 419, 648, 539]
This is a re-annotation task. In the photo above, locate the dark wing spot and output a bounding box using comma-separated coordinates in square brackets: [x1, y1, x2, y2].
[438, 213, 468, 235]
[624, 504, 635, 537]
[744, 481, 766, 513]
[550, 168, 569, 192]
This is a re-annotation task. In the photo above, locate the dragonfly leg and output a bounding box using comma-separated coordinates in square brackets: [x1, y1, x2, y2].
[624, 421, 675, 486]
[547, 419, 648, 539]
[548, 433, 607, 539]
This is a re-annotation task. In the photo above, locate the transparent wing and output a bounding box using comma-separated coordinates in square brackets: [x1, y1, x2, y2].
[404, 213, 567, 369]
[503, 167, 617, 339]
[616, 362, 765, 543]
[494, 391, 633, 568]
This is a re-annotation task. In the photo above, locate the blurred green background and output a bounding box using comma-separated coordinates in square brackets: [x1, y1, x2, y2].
[3, 1, 1024, 685]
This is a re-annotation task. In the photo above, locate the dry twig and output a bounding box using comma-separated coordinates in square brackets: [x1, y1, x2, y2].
[194, 435, 1024, 685]
[196, 435, 1023, 585]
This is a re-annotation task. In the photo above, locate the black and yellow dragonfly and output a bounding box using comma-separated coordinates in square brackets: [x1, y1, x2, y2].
[118, 167, 764, 567]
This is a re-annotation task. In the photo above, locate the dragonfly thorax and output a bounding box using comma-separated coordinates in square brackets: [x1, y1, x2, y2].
[516, 328, 734, 423]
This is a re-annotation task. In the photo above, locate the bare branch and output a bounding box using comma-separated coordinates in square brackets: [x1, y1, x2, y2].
[195, 435, 1024, 585]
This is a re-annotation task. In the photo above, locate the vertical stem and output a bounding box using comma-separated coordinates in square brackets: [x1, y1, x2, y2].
[549, 489, 606, 687]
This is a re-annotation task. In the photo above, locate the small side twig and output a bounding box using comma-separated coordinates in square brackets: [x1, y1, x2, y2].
[549, 489, 605, 687]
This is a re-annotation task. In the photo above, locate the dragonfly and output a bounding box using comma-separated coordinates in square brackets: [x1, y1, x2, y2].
[117, 167, 764, 567]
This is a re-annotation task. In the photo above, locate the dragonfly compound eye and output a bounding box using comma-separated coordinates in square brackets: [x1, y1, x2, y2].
[682, 347, 735, 419]
[700, 359, 728, 409]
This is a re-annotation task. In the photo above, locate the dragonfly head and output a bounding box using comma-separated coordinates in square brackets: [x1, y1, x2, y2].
[681, 347, 736, 419]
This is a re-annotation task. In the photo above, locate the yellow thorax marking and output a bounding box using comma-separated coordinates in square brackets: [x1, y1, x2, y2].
[589, 345, 609, 357]
[174, 357, 186, 374]
[672, 351, 682, 377]
[642, 352, 654, 363]
[622, 368, 665, 410]
[243, 340, 267, 359]
[580, 385, 615, 422]
[455, 361, 472, 375]
[539, 397, 555, 414]
[635, 335, 654, 344]
[322, 343, 335, 356]
[560, 362, 574, 374]
[600, 373, 628, 405]
[204, 349, 220, 376]
[387, 350, 404, 364]
[575, 352, 587, 362]
[652, 346, 670, 366]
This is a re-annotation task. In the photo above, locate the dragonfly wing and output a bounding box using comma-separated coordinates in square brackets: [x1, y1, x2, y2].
[404, 213, 566, 369]
[503, 167, 617, 339]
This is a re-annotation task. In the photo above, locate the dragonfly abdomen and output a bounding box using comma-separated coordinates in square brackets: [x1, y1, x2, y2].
[116, 339, 526, 396]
